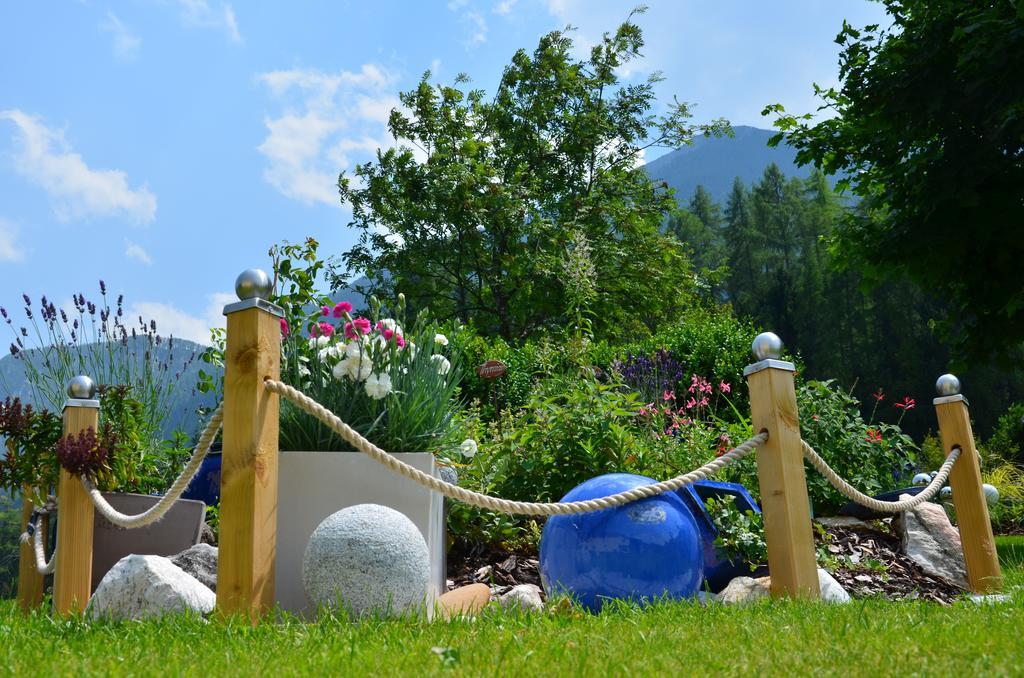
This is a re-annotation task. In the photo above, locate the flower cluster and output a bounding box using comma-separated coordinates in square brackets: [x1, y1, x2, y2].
[637, 374, 734, 444]
[54, 424, 115, 479]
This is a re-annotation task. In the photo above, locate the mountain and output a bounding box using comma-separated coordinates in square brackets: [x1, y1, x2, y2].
[0, 337, 219, 439]
[643, 125, 812, 205]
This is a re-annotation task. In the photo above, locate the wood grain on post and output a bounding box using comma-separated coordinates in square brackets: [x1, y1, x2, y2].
[217, 304, 281, 619]
[17, 482, 46, 613]
[746, 352, 819, 599]
[53, 404, 99, 615]
[935, 396, 1002, 593]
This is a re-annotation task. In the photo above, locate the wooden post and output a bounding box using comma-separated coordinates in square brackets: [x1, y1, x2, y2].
[745, 333, 819, 599]
[16, 482, 47, 613]
[53, 392, 99, 615]
[216, 272, 282, 619]
[933, 375, 1002, 593]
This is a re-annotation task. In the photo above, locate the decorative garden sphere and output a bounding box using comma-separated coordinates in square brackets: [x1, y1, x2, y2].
[935, 373, 961, 397]
[940, 486, 953, 501]
[539, 473, 703, 612]
[302, 504, 430, 617]
[982, 483, 1000, 507]
[912, 473, 932, 486]
[438, 465, 459, 487]
[234, 268, 273, 301]
[67, 375, 97, 399]
[751, 332, 783, 361]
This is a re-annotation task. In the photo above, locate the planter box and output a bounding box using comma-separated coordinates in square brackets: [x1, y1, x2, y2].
[91, 492, 207, 592]
[275, 451, 445, 617]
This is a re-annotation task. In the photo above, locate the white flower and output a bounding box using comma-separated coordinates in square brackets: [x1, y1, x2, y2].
[431, 354, 451, 376]
[337, 354, 373, 382]
[459, 439, 478, 458]
[345, 341, 365, 359]
[307, 335, 330, 349]
[434, 333, 449, 346]
[318, 342, 346, 362]
[364, 372, 393, 400]
[407, 341, 418, 359]
[331, 361, 346, 382]
[298, 364, 311, 378]
[378, 318, 401, 333]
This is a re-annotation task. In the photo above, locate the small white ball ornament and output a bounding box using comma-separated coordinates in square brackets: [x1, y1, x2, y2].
[302, 504, 430, 617]
[67, 375, 97, 399]
[982, 483, 1000, 507]
[912, 473, 932, 486]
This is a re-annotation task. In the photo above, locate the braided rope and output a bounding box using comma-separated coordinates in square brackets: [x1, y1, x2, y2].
[265, 379, 765, 516]
[802, 440, 960, 513]
[82, 405, 223, 529]
[33, 520, 55, 575]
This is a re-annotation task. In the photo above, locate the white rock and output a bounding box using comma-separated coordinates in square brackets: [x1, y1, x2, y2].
[88, 554, 215, 621]
[499, 584, 544, 612]
[894, 495, 968, 588]
[720, 568, 849, 604]
[302, 503, 430, 617]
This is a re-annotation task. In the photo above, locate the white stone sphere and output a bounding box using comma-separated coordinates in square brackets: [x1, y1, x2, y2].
[982, 483, 1000, 507]
[302, 503, 430, 617]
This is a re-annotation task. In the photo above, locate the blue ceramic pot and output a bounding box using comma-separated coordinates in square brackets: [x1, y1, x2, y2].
[677, 480, 762, 593]
[182, 445, 222, 506]
[539, 473, 703, 611]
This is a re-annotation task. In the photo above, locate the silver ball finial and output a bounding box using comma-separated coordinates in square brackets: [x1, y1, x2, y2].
[982, 484, 1000, 507]
[912, 472, 932, 486]
[936, 373, 961, 397]
[751, 332, 783, 361]
[67, 375, 97, 399]
[939, 486, 953, 501]
[235, 268, 273, 301]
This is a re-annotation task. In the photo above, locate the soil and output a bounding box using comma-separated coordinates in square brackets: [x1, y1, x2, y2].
[446, 517, 968, 604]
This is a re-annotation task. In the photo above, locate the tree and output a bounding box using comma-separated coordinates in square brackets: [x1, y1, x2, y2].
[333, 10, 729, 340]
[766, 1, 1024, 364]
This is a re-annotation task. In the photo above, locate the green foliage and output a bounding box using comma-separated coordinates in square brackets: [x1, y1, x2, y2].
[0, 399, 62, 505]
[797, 380, 919, 515]
[983, 463, 1024, 534]
[984, 403, 1024, 465]
[272, 241, 463, 453]
[333, 11, 728, 342]
[766, 1, 1024, 364]
[704, 495, 767, 571]
[0, 494, 21, 598]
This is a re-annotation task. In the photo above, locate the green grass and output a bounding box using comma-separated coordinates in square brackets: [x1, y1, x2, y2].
[2, 560, 1022, 676]
[996, 535, 1024, 565]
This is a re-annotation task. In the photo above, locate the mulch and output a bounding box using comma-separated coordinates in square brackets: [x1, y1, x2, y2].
[446, 518, 967, 604]
[813, 518, 965, 605]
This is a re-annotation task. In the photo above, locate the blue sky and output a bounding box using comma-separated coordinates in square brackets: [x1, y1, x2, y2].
[0, 0, 888, 346]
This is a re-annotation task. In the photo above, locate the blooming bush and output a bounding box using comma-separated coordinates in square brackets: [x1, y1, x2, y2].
[278, 295, 462, 453]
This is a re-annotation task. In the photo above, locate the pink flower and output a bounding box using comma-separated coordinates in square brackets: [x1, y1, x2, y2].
[685, 397, 697, 410]
[698, 397, 709, 407]
[321, 305, 330, 317]
[382, 328, 395, 341]
[279, 318, 289, 338]
[395, 334, 406, 348]
[719, 381, 731, 394]
[895, 396, 916, 411]
[316, 321, 334, 337]
[344, 317, 372, 339]
[663, 390, 675, 401]
[333, 301, 352, 318]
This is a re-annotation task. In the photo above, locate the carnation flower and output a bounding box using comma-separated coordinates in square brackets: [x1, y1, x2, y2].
[459, 439, 478, 458]
[431, 354, 451, 376]
[344, 317, 372, 339]
[332, 301, 353, 318]
[308, 335, 330, 349]
[337, 354, 373, 382]
[434, 333, 449, 346]
[364, 372, 392, 400]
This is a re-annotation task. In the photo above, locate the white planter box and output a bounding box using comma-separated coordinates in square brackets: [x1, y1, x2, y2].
[275, 451, 445, 617]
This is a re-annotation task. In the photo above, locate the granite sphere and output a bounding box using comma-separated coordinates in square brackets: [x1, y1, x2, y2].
[302, 504, 430, 617]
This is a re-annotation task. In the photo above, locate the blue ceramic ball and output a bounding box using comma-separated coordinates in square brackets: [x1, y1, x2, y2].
[539, 473, 704, 611]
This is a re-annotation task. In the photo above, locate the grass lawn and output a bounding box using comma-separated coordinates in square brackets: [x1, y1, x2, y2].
[1, 550, 1021, 676]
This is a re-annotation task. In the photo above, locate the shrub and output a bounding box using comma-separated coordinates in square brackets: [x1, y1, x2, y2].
[704, 495, 767, 571]
[983, 402, 1024, 465]
[983, 462, 1024, 534]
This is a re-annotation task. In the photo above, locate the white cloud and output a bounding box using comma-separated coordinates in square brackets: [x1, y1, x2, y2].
[446, 1, 487, 47]
[493, 0, 518, 15]
[100, 11, 141, 61]
[124, 239, 152, 265]
[129, 292, 233, 345]
[256, 65, 401, 207]
[0, 218, 25, 262]
[0, 110, 157, 224]
[176, 0, 241, 43]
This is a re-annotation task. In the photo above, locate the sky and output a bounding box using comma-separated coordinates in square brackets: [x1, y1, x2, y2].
[0, 0, 889, 347]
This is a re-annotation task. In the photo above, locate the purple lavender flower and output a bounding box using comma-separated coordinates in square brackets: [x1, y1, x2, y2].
[99, 280, 107, 295]
[22, 294, 30, 306]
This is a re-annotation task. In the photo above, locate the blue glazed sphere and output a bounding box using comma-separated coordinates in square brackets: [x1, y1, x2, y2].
[539, 473, 704, 612]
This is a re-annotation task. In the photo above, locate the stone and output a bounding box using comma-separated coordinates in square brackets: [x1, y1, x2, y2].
[893, 495, 968, 588]
[815, 516, 878, 532]
[88, 554, 215, 621]
[302, 503, 430, 618]
[169, 543, 218, 593]
[437, 583, 491, 619]
[498, 584, 544, 612]
[719, 569, 850, 605]
[199, 522, 216, 546]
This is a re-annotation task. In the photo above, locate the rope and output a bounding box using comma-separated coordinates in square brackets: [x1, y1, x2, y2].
[265, 379, 766, 516]
[82, 405, 223, 529]
[802, 440, 960, 513]
[33, 519, 55, 575]
[18, 500, 57, 575]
